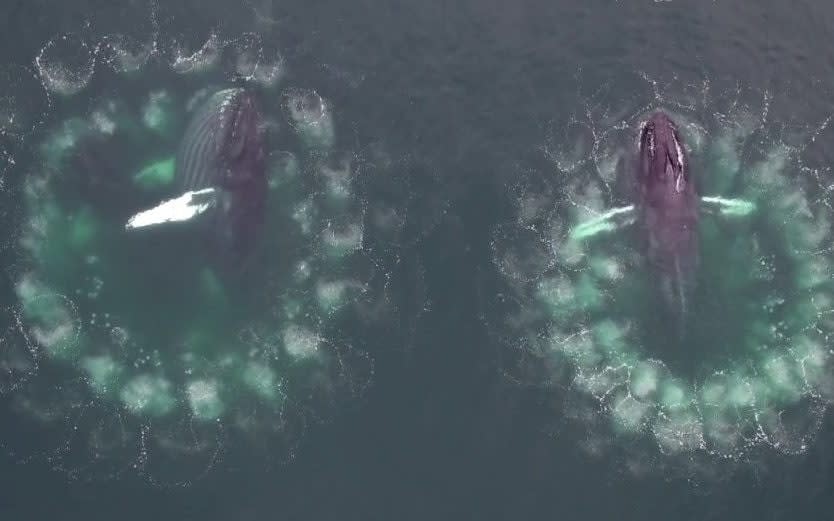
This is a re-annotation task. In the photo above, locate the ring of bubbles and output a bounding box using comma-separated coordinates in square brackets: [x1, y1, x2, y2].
[2, 29, 377, 481]
[492, 77, 834, 470]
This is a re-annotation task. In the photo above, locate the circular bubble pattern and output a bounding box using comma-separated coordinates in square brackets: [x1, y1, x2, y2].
[492, 76, 834, 475]
[1, 27, 379, 484]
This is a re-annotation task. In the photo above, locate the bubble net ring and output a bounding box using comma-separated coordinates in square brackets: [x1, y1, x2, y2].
[492, 79, 834, 474]
[2, 28, 375, 483]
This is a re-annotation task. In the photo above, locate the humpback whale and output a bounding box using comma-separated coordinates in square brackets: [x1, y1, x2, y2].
[569, 111, 756, 337]
[126, 88, 267, 269]
[636, 111, 699, 331]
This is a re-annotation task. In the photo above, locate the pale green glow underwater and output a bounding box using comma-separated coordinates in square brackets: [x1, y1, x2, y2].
[5, 30, 834, 479]
[495, 107, 834, 461]
[9, 34, 373, 446]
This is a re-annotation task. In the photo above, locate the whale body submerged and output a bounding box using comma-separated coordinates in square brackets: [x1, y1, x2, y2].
[635, 111, 699, 331]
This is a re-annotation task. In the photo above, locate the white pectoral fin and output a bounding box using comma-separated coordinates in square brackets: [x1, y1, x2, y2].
[569, 205, 636, 241]
[700, 195, 756, 218]
[125, 188, 217, 230]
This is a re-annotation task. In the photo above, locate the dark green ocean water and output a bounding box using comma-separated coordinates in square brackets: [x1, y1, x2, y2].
[3, 1, 834, 520]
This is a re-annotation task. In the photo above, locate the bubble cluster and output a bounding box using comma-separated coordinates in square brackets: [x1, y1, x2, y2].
[491, 75, 834, 476]
[35, 33, 98, 97]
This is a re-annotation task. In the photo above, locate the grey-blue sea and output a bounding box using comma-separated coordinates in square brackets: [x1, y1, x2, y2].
[2, 1, 834, 520]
